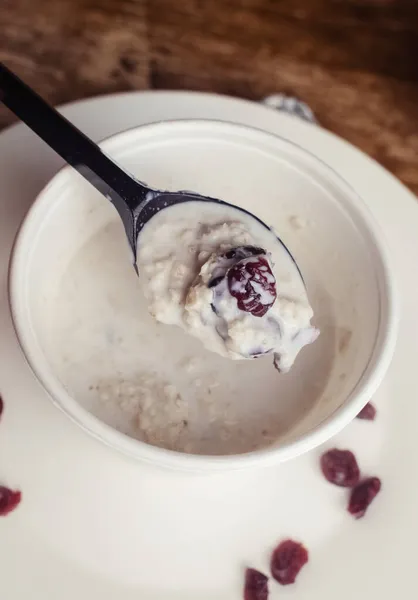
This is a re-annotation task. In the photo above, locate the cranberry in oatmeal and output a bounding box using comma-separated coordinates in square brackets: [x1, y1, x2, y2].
[356, 402, 376, 421]
[138, 202, 318, 369]
[270, 539, 308, 585]
[0, 486, 21, 516]
[244, 568, 269, 600]
[320, 448, 360, 487]
[348, 477, 381, 519]
[227, 255, 277, 317]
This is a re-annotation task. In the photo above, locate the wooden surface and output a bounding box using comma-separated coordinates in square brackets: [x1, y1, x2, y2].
[1, 0, 418, 193]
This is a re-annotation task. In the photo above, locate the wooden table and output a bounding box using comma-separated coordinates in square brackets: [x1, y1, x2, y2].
[1, 0, 417, 194]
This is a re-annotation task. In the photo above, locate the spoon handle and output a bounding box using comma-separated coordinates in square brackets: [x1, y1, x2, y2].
[0, 62, 149, 213]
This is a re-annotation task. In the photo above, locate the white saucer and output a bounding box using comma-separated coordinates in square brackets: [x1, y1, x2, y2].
[0, 91, 416, 599]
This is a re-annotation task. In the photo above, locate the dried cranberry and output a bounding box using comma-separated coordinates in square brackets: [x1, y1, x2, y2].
[348, 477, 381, 519]
[0, 394, 3, 418]
[320, 449, 360, 487]
[227, 256, 276, 317]
[0, 486, 21, 516]
[270, 539, 308, 585]
[356, 402, 376, 420]
[244, 568, 269, 600]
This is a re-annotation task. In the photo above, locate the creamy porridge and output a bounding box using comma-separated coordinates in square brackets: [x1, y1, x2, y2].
[47, 203, 326, 455]
[137, 201, 318, 372]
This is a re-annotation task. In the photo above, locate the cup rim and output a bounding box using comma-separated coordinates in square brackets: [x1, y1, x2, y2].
[8, 118, 399, 471]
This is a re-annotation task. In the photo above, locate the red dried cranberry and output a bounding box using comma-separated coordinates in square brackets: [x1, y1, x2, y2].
[320, 449, 360, 487]
[227, 256, 276, 317]
[348, 477, 381, 519]
[270, 539, 308, 585]
[356, 402, 376, 421]
[244, 568, 269, 600]
[0, 486, 21, 516]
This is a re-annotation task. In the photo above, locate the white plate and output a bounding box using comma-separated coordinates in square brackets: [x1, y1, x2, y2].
[0, 91, 416, 599]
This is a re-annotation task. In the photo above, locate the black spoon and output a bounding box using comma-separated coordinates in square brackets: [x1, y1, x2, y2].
[0, 62, 300, 276]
